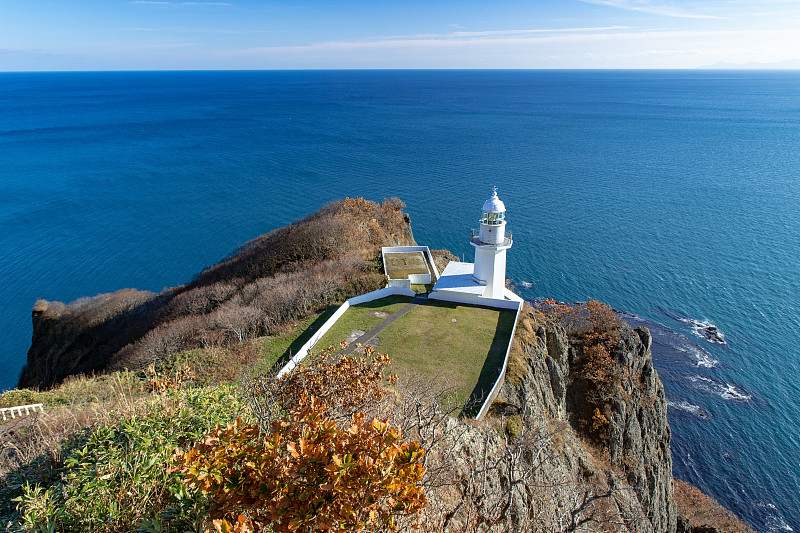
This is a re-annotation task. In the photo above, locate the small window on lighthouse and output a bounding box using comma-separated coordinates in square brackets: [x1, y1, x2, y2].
[484, 211, 504, 225]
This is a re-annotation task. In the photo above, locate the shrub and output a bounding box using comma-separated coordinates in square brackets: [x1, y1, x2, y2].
[536, 298, 622, 341]
[8, 385, 245, 533]
[174, 402, 427, 533]
[174, 351, 427, 533]
[248, 346, 396, 428]
[536, 299, 624, 442]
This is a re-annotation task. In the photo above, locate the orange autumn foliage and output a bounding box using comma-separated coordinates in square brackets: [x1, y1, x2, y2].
[173, 352, 427, 533]
[536, 299, 624, 441]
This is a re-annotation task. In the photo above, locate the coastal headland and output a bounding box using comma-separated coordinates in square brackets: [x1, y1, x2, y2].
[2, 198, 753, 532]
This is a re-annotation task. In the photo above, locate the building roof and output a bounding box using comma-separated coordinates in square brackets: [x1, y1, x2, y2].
[482, 188, 506, 213]
[431, 261, 486, 296]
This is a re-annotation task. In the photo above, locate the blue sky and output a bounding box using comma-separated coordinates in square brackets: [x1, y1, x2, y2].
[2, 0, 800, 70]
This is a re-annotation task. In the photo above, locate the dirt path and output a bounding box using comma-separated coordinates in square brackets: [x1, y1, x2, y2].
[340, 294, 427, 355]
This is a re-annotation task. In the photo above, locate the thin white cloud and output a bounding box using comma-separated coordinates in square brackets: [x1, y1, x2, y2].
[0, 48, 48, 55]
[382, 26, 630, 41]
[125, 26, 272, 34]
[448, 26, 629, 37]
[578, 0, 722, 19]
[223, 27, 800, 56]
[131, 1, 232, 6]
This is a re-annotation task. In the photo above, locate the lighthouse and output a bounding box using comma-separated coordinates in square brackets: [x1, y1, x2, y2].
[429, 187, 520, 304]
[471, 187, 512, 298]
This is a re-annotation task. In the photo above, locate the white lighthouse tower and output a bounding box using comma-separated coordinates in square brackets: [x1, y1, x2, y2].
[471, 187, 512, 298]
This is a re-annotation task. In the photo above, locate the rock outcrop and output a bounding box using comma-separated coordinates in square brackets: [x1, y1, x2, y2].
[512, 307, 674, 532]
[421, 305, 676, 532]
[20, 291, 157, 388]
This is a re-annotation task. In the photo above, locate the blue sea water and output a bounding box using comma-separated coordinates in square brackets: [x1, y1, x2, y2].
[1, 70, 799, 531]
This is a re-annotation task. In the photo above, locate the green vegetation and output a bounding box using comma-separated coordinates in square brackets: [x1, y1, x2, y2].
[314, 298, 516, 416]
[410, 283, 434, 294]
[0, 371, 146, 409]
[377, 300, 515, 416]
[2, 312, 401, 528]
[3, 383, 246, 532]
[260, 306, 340, 368]
[175, 352, 427, 533]
[314, 295, 414, 352]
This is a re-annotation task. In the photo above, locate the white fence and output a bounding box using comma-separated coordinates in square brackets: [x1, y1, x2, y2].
[277, 286, 415, 378]
[1, 403, 45, 422]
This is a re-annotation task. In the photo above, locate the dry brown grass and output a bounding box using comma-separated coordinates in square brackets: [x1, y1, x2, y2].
[674, 479, 756, 533]
[505, 303, 549, 386]
[384, 252, 430, 279]
[0, 373, 148, 480]
[22, 197, 412, 389]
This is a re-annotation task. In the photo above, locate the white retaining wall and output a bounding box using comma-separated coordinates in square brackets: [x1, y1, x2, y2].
[277, 286, 415, 378]
[428, 290, 521, 310]
[473, 299, 523, 420]
[381, 246, 441, 281]
[387, 278, 412, 289]
[408, 273, 431, 285]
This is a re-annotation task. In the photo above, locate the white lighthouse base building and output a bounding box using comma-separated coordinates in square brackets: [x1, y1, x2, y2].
[430, 188, 522, 308]
[430, 261, 521, 307]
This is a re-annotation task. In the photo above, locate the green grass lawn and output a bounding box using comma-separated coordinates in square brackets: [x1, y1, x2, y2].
[376, 300, 516, 417]
[313, 295, 415, 353]
[307, 296, 516, 417]
[257, 306, 340, 370]
[410, 283, 434, 294]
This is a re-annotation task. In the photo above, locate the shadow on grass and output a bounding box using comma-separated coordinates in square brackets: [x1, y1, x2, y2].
[461, 310, 518, 419]
[351, 295, 414, 309]
[271, 305, 339, 371]
[410, 284, 434, 294]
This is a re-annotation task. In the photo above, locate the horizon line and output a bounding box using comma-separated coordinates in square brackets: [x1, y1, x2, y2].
[2, 67, 800, 73]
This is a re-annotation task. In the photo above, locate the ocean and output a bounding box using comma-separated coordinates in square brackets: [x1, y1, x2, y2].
[0, 70, 798, 532]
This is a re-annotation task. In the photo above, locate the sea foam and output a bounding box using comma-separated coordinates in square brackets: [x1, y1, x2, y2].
[688, 375, 751, 402]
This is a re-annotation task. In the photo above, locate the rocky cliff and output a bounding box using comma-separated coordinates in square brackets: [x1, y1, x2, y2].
[504, 306, 675, 532]
[413, 304, 676, 532]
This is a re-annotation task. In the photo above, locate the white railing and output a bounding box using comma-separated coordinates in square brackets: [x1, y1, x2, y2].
[470, 230, 512, 248]
[1, 403, 45, 422]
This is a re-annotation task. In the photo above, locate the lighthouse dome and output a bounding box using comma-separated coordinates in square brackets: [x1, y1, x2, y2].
[482, 188, 505, 213]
